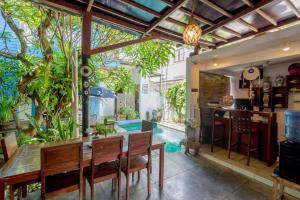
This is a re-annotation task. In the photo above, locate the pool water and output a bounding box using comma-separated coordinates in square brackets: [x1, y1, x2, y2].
[119, 122, 185, 153]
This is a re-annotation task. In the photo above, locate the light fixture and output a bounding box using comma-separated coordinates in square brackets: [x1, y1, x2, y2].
[213, 63, 218, 67]
[183, 0, 202, 46]
[282, 42, 291, 52]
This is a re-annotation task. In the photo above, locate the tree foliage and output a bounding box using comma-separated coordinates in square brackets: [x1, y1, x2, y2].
[0, 0, 175, 137]
[165, 81, 186, 122]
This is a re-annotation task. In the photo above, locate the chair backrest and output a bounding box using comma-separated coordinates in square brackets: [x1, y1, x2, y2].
[230, 110, 252, 134]
[91, 136, 123, 166]
[128, 131, 152, 157]
[200, 107, 213, 127]
[41, 142, 83, 177]
[141, 120, 153, 132]
[1, 132, 18, 162]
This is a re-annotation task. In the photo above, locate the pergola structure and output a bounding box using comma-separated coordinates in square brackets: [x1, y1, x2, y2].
[33, 0, 300, 135]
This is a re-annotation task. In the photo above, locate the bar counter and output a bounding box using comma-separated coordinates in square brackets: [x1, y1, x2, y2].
[211, 108, 277, 166]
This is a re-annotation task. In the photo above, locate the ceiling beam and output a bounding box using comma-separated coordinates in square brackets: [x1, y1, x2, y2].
[236, 19, 258, 32]
[165, 18, 228, 42]
[256, 9, 277, 25]
[90, 36, 157, 55]
[87, 0, 94, 12]
[144, 0, 187, 35]
[202, 0, 258, 32]
[203, 0, 276, 35]
[216, 16, 300, 47]
[220, 27, 242, 37]
[179, 7, 214, 25]
[240, 0, 277, 26]
[119, 0, 161, 18]
[155, 27, 215, 47]
[283, 0, 300, 18]
[159, 0, 174, 7]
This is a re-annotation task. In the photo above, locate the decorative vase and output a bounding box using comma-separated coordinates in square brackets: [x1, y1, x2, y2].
[263, 77, 271, 92]
[275, 75, 285, 86]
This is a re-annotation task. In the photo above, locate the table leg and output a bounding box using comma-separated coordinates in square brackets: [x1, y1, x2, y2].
[272, 178, 278, 200]
[159, 144, 164, 189]
[0, 181, 5, 200]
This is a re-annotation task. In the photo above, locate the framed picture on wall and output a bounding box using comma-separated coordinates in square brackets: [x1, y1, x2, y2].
[239, 80, 250, 89]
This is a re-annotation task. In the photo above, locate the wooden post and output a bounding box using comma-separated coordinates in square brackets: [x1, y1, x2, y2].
[82, 11, 92, 137]
[72, 50, 79, 138]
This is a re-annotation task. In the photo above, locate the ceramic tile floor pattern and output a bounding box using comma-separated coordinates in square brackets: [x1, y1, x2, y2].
[24, 151, 297, 200]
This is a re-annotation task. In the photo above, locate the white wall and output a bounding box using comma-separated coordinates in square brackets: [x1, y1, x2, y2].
[139, 77, 162, 120]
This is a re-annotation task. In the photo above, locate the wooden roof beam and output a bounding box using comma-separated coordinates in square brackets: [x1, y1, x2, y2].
[284, 0, 300, 18]
[144, 0, 187, 35]
[220, 27, 242, 38]
[202, 0, 258, 32]
[256, 9, 277, 26]
[87, 0, 94, 12]
[160, 0, 174, 7]
[155, 27, 215, 47]
[165, 18, 228, 42]
[119, 0, 161, 18]
[203, 0, 276, 34]
[90, 35, 157, 54]
[240, 0, 277, 26]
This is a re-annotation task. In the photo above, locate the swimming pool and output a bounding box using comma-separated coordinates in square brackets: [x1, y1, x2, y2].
[118, 121, 185, 153]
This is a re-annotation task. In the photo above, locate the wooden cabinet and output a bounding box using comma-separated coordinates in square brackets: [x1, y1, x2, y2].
[272, 86, 288, 109]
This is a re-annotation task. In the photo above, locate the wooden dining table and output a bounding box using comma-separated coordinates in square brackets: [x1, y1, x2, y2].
[0, 136, 165, 199]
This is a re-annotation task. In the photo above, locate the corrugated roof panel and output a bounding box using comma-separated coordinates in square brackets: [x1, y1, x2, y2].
[224, 21, 250, 35]
[132, 0, 167, 13]
[182, 0, 224, 22]
[158, 21, 184, 34]
[169, 10, 206, 27]
[290, 0, 300, 9]
[241, 12, 271, 29]
[213, 29, 235, 39]
[210, 0, 245, 13]
[96, 0, 155, 22]
[262, 0, 295, 21]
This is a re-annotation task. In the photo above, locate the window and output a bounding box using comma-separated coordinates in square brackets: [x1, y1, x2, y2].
[174, 48, 185, 63]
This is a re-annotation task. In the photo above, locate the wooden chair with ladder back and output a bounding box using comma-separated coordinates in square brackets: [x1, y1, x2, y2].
[40, 141, 84, 200]
[1, 132, 30, 200]
[84, 135, 123, 200]
[122, 131, 152, 200]
[228, 110, 260, 166]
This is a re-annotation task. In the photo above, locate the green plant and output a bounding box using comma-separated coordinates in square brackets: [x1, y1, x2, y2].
[165, 81, 186, 122]
[0, 97, 14, 124]
[95, 123, 116, 137]
[128, 110, 139, 119]
[50, 118, 74, 141]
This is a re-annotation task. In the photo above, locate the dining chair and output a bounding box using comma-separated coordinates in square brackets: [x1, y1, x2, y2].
[211, 109, 226, 152]
[141, 120, 153, 132]
[228, 110, 260, 166]
[122, 131, 152, 200]
[1, 132, 28, 200]
[40, 141, 83, 200]
[85, 136, 123, 200]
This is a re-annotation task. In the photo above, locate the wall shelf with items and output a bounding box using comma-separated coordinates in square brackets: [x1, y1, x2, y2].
[272, 86, 288, 109]
[287, 75, 300, 93]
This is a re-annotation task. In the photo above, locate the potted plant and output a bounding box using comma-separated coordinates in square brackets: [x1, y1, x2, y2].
[181, 118, 200, 155]
[0, 97, 15, 131]
[94, 123, 117, 138]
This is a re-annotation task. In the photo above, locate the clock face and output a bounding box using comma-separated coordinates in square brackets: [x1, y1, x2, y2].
[80, 65, 93, 77]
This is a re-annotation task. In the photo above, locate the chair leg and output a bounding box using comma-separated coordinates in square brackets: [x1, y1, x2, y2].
[211, 123, 215, 153]
[9, 186, 15, 200]
[21, 186, 27, 198]
[138, 171, 140, 182]
[117, 175, 121, 200]
[147, 168, 151, 196]
[132, 173, 134, 183]
[247, 133, 252, 166]
[91, 180, 94, 200]
[82, 178, 86, 200]
[126, 174, 130, 200]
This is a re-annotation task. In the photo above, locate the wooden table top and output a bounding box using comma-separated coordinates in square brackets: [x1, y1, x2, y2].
[0, 136, 165, 182]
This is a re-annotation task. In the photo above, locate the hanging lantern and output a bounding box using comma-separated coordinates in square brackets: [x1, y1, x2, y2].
[183, 0, 202, 46]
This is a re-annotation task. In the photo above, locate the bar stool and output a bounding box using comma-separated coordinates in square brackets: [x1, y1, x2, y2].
[228, 110, 260, 166]
[211, 109, 226, 152]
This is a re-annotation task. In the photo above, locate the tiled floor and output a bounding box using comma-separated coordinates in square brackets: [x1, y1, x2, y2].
[25, 150, 296, 200]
